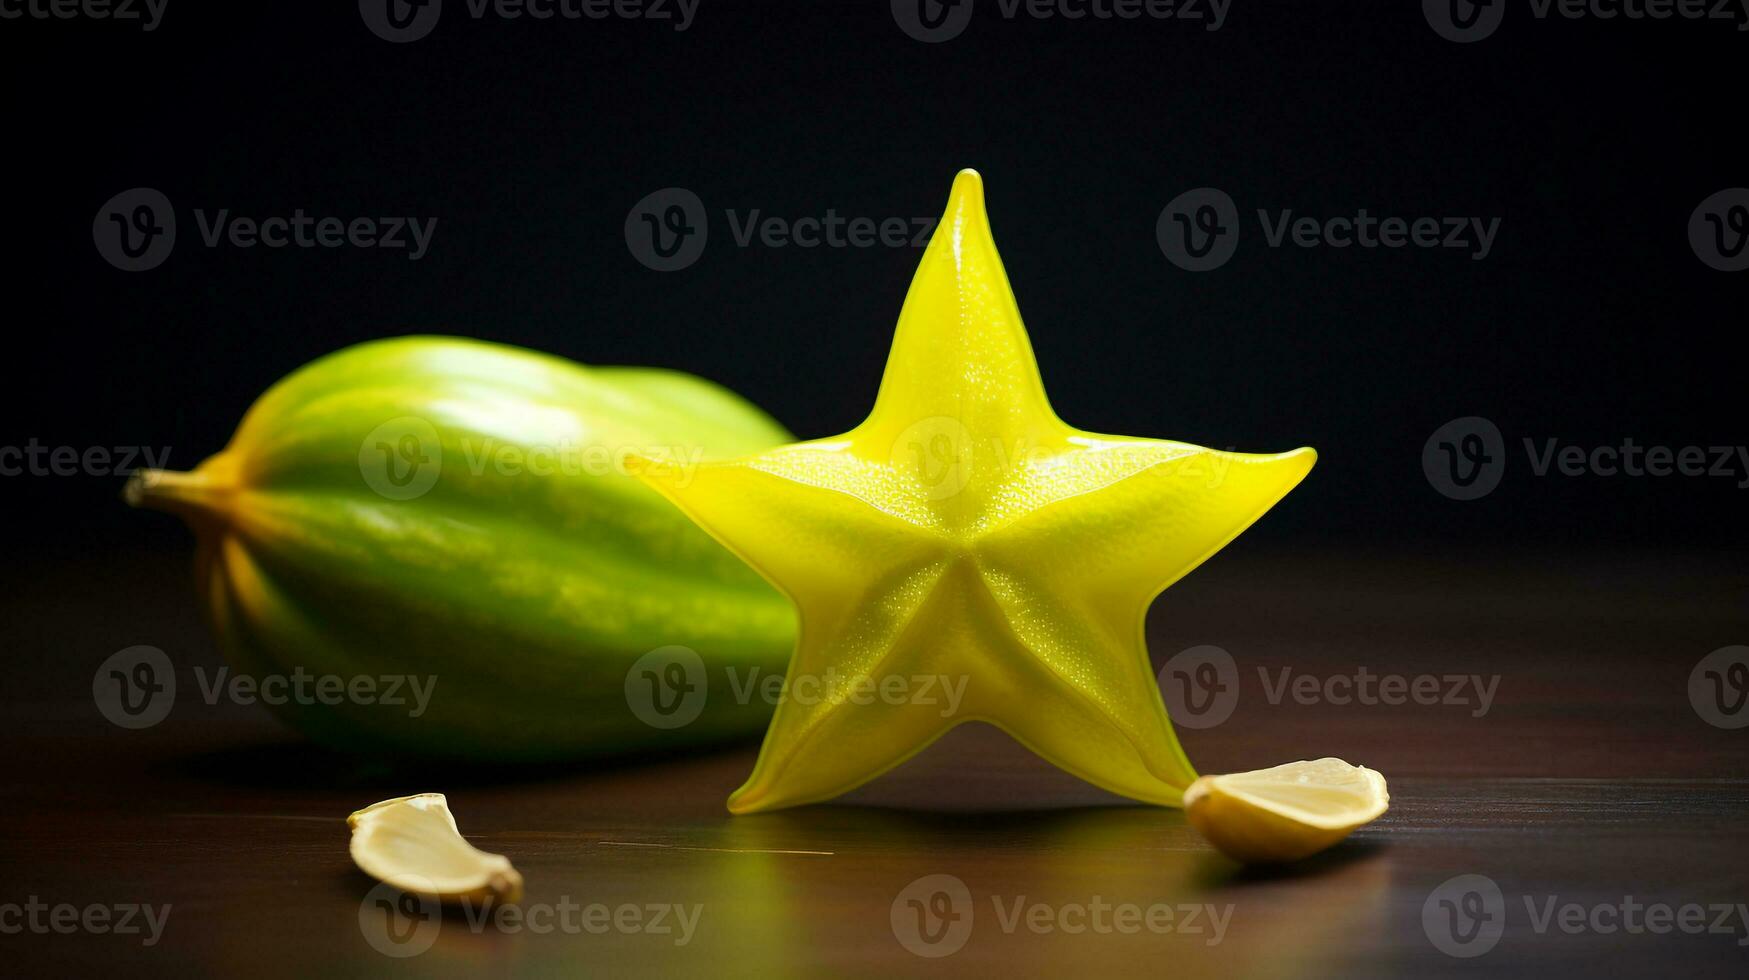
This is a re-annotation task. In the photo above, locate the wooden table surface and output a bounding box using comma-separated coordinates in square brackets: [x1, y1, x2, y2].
[3, 545, 1746, 977]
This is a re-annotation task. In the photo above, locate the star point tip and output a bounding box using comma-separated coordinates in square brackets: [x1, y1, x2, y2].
[946, 168, 986, 213]
[725, 784, 765, 815]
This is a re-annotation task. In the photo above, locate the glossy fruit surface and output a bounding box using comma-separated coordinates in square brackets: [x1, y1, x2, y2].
[129, 336, 797, 760]
[1184, 758, 1390, 863]
[636, 172, 1316, 813]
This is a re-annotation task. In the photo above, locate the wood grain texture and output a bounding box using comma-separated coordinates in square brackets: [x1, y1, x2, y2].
[2, 546, 1745, 977]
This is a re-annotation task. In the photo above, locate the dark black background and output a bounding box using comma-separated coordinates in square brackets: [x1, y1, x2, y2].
[3, 0, 1742, 558]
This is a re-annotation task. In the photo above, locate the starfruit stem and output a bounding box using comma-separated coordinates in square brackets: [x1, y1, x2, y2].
[124, 454, 238, 524]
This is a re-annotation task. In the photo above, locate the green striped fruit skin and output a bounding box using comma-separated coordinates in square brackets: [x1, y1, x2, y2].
[130, 336, 798, 762]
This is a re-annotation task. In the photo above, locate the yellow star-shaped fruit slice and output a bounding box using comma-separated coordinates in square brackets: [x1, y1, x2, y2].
[639, 170, 1315, 814]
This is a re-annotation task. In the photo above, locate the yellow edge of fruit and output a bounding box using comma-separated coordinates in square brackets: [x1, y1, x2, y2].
[348, 793, 524, 905]
[1183, 760, 1389, 865]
